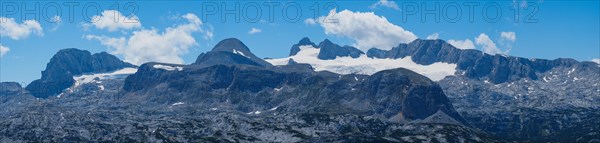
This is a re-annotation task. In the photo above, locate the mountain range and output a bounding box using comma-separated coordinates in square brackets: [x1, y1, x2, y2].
[0, 37, 598, 142]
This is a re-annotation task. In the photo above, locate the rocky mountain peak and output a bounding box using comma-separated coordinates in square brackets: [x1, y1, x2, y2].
[315, 39, 365, 60]
[25, 48, 135, 98]
[211, 38, 252, 54]
[194, 38, 272, 67]
[289, 37, 318, 56]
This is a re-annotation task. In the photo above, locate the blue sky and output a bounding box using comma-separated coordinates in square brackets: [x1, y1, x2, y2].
[1, 0, 599, 84]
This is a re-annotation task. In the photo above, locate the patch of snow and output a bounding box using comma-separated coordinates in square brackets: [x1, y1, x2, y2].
[274, 87, 283, 92]
[568, 68, 576, 75]
[171, 102, 185, 106]
[98, 85, 105, 91]
[265, 45, 457, 81]
[233, 49, 250, 58]
[153, 64, 183, 71]
[354, 76, 359, 81]
[73, 68, 137, 88]
[211, 108, 218, 111]
[268, 106, 279, 111]
[247, 111, 262, 114]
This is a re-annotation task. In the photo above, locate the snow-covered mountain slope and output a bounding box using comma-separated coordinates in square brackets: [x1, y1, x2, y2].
[275, 38, 599, 142]
[25, 48, 136, 98]
[73, 68, 138, 88]
[266, 45, 457, 81]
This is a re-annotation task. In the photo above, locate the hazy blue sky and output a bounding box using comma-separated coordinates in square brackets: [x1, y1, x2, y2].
[1, 0, 599, 84]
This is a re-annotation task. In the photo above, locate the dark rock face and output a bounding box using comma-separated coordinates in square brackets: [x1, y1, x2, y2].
[317, 39, 364, 60]
[0, 38, 502, 142]
[123, 63, 467, 126]
[195, 38, 272, 67]
[289, 38, 365, 60]
[366, 39, 581, 84]
[0, 82, 23, 96]
[356, 68, 466, 124]
[289, 37, 318, 56]
[25, 48, 135, 98]
[194, 51, 265, 67]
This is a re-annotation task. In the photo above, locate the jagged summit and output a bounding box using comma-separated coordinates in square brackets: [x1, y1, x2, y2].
[318, 41, 364, 60]
[289, 37, 364, 59]
[25, 48, 135, 98]
[364, 38, 594, 84]
[289, 37, 317, 56]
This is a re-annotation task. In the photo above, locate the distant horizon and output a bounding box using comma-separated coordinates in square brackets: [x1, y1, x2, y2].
[1, 0, 599, 83]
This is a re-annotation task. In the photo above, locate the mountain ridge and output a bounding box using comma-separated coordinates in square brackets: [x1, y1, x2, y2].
[25, 48, 135, 98]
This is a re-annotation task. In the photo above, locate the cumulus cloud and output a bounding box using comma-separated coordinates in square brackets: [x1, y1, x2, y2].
[500, 31, 516, 42]
[475, 33, 504, 55]
[86, 13, 205, 65]
[448, 39, 475, 49]
[87, 10, 142, 31]
[0, 17, 43, 40]
[369, 0, 400, 10]
[0, 44, 9, 57]
[591, 58, 600, 64]
[248, 28, 261, 34]
[426, 33, 439, 40]
[311, 9, 418, 51]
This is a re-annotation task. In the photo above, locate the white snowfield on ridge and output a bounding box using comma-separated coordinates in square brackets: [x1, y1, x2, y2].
[153, 64, 183, 71]
[72, 68, 138, 88]
[266, 45, 457, 81]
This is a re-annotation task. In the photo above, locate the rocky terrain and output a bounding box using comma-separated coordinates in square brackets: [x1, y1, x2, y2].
[1, 37, 598, 142]
[0, 38, 502, 142]
[282, 37, 600, 142]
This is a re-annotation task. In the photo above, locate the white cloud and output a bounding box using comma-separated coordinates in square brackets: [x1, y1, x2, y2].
[248, 28, 262, 34]
[591, 58, 600, 64]
[0, 44, 9, 57]
[312, 9, 418, 51]
[475, 33, 504, 55]
[426, 33, 439, 40]
[203, 25, 214, 40]
[0, 17, 43, 40]
[500, 31, 516, 42]
[447, 39, 475, 49]
[88, 10, 142, 31]
[86, 13, 205, 65]
[50, 15, 62, 31]
[370, 0, 400, 10]
[304, 18, 317, 25]
[50, 15, 61, 23]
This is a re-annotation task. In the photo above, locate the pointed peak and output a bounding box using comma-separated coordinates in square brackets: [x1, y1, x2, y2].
[290, 37, 318, 56]
[318, 39, 337, 48]
[298, 37, 312, 44]
[322, 39, 333, 44]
